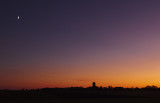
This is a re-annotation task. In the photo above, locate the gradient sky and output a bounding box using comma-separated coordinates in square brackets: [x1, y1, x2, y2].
[1, 0, 160, 89]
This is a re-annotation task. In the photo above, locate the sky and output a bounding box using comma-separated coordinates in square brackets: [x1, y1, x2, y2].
[1, 0, 160, 89]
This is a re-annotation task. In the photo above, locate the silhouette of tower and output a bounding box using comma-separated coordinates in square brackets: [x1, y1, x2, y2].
[92, 82, 96, 88]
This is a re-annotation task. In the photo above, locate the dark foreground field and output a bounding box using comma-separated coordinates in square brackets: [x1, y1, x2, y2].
[1, 88, 160, 103]
[1, 98, 160, 103]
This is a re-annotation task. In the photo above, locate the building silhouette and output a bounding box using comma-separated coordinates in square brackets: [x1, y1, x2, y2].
[92, 82, 96, 87]
[92, 82, 98, 88]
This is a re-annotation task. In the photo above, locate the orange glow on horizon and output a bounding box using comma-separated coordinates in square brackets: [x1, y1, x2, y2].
[1, 48, 160, 90]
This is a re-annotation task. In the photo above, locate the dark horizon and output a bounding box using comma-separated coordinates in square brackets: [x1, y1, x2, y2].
[1, 82, 159, 90]
[1, 82, 160, 102]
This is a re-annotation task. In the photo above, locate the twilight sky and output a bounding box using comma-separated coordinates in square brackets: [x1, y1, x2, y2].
[1, 0, 160, 89]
